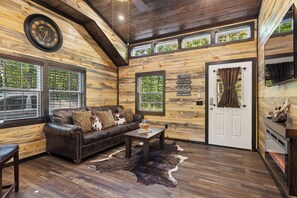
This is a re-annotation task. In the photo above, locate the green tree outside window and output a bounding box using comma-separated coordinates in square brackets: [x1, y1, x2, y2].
[138, 75, 164, 112]
[183, 36, 210, 48]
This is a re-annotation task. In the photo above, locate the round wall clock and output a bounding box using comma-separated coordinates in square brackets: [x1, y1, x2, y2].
[24, 14, 63, 52]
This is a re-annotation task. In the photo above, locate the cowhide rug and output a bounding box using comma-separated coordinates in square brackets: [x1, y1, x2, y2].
[85, 141, 189, 187]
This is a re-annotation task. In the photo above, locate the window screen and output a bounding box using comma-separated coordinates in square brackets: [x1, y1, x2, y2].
[49, 66, 84, 113]
[0, 58, 43, 121]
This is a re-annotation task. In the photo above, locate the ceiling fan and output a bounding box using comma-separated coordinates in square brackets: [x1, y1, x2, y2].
[102, 0, 148, 12]
[131, 0, 148, 12]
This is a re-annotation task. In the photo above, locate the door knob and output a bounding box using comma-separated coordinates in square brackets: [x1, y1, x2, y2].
[210, 107, 213, 110]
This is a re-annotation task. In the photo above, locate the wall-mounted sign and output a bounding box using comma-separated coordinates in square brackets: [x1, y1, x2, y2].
[176, 74, 191, 96]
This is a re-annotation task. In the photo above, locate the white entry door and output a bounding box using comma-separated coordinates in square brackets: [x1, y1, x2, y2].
[208, 61, 252, 150]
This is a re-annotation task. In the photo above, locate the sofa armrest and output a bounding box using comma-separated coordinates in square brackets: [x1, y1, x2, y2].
[133, 114, 144, 123]
[44, 123, 83, 138]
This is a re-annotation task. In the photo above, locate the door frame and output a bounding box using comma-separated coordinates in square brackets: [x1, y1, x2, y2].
[205, 58, 257, 151]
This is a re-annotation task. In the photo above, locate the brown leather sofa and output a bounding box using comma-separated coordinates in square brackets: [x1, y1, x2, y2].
[44, 105, 143, 164]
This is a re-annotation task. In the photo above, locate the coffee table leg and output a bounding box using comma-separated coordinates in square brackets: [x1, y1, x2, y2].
[143, 141, 149, 163]
[125, 137, 131, 158]
[160, 131, 165, 150]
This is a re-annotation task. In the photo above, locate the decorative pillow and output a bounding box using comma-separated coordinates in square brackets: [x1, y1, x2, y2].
[95, 110, 115, 129]
[117, 107, 125, 118]
[91, 115, 102, 131]
[124, 109, 134, 123]
[72, 111, 92, 133]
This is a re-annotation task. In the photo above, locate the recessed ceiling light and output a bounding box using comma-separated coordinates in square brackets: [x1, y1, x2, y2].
[118, 15, 124, 21]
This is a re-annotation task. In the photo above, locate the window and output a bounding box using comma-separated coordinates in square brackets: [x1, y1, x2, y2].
[0, 58, 43, 121]
[155, 40, 178, 53]
[182, 34, 211, 48]
[0, 55, 86, 127]
[131, 44, 152, 57]
[273, 18, 294, 34]
[215, 26, 251, 43]
[49, 66, 85, 113]
[136, 71, 165, 115]
[217, 69, 243, 106]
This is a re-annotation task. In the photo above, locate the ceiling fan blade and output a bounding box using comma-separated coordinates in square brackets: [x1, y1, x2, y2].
[102, 0, 112, 6]
[131, 0, 148, 12]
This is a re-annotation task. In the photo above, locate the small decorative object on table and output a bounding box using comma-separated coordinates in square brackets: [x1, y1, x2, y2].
[139, 119, 150, 134]
[265, 98, 290, 123]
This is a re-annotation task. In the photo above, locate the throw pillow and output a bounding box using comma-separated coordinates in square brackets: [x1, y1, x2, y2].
[124, 109, 134, 123]
[72, 111, 92, 133]
[95, 110, 115, 129]
[91, 115, 102, 131]
[117, 107, 125, 118]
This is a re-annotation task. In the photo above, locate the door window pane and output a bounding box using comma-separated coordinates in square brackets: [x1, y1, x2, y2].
[217, 68, 242, 106]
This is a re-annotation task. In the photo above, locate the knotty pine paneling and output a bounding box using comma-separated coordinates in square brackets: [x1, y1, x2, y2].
[119, 20, 257, 142]
[0, 0, 117, 159]
[258, 0, 297, 157]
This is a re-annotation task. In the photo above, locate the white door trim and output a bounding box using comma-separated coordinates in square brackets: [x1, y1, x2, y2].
[205, 58, 256, 151]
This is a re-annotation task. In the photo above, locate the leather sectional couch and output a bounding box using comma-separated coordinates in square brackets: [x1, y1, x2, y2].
[44, 105, 143, 164]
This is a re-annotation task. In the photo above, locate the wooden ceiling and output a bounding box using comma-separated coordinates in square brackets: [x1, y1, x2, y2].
[86, 0, 262, 44]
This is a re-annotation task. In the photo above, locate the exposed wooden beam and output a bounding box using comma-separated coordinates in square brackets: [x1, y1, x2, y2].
[31, 0, 128, 66]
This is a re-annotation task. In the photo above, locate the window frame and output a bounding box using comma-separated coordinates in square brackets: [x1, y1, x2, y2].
[0, 53, 86, 129]
[129, 21, 254, 59]
[215, 25, 252, 44]
[131, 44, 152, 57]
[154, 39, 179, 54]
[181, 33, 211, 49]
[48, 63, 86, 114]
[135, 70, 166, 116]
[272, 13, 294, 37]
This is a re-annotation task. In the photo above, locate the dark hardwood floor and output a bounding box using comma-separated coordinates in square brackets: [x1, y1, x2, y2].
[3, 141, 282, 198]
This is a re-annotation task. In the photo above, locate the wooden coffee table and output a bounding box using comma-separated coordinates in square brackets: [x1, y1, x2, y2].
[124, 128, 165, 163]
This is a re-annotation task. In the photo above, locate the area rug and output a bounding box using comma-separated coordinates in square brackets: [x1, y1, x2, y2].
[85, 141, 189, 187]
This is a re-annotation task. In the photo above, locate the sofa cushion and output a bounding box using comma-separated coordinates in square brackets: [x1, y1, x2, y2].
[87, 105, 124, 114]
[124, 122, 139, 131]
[108, 125, 128, 137]
[101, 122, 139, 138]
[72, 111, 92, 133]
[95, 110, 115, 129]
[51, 107, 87, 124]
[82, 122, 139, 144]
[124, 109, 134, 123]
[83, 130, 110, 144]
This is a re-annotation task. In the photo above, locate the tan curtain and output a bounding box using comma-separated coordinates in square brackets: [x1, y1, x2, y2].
[217, 67, 240, 108]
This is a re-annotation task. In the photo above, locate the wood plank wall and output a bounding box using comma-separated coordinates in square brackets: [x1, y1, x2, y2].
[0, 0, 117, 159]
[119, 20, 257, 142]
[258, 0, 297, 157]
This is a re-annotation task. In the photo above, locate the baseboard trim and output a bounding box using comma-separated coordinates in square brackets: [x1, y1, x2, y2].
[165, 137, 205, 144]
[257, 150, 288, 198]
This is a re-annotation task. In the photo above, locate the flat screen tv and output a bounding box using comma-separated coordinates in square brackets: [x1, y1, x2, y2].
[264, 6, 297, 87]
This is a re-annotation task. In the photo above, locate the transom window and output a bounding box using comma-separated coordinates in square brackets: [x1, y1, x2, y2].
[215, 26, 251, 43]
[273, 18, 293, 34]
[182, 34, 211, 48]
[129, 22, 254, 58]
[49, 66, 85, 113]
[136, 71, 165, 115]
[0, 58, 43, 121]
[154, 40, 178, 53]
[131, 44, 152, 57]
